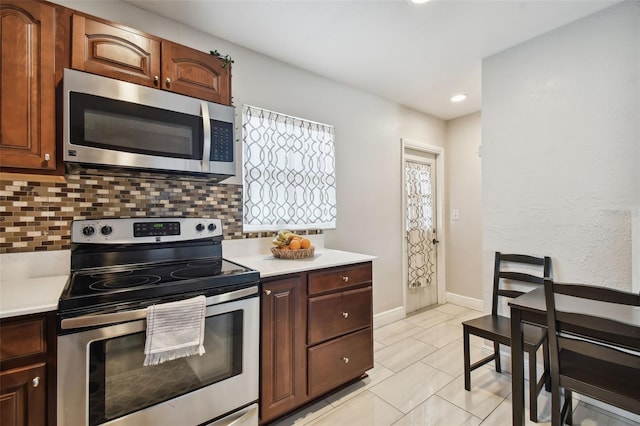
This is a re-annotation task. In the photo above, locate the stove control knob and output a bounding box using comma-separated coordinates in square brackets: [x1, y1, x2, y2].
[101, 225, 113, 236]
[196, 223, 205, 232]
[82, 226, 95, 236]
[208, 223, 217, 232]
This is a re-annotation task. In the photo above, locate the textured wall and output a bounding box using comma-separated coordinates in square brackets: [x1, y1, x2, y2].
[482, 1, 639, 299]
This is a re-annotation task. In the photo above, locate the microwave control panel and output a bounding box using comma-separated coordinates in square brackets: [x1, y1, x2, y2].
[211, 120, 234, 162]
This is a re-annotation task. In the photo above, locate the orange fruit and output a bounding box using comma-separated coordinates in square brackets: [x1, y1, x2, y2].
[289, 239, 301, 250]
[300, 238, 311, 249]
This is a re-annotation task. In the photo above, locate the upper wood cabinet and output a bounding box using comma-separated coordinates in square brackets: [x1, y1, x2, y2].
[162, 40, 231, 105]
[71, 14, 232, 105]
[0, 1, 56, 170]
[71, 14, 161, 88]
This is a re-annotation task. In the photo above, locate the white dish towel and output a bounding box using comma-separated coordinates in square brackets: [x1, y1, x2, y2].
[143, 295, 206, 366]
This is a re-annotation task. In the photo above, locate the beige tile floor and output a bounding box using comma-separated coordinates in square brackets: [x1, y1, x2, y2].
[270, 303, 640, 426]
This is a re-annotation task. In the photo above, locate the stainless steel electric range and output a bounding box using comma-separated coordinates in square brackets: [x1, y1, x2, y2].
[57, 217, 259, 426]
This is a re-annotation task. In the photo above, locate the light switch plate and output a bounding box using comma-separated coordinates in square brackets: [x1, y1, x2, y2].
[452, 209, 460, 220]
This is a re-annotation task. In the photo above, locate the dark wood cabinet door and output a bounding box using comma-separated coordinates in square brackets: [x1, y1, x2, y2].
[0, 1, 56, 170]
[71, 14, 161, 88]
[0, 363, 46, 426]
[162, 41, 231, 105]
[260, 275, 307, 424]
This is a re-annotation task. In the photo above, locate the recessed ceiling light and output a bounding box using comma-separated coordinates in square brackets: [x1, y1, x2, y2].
[409, 0, 431, 4]
[450, 94, 468, 103]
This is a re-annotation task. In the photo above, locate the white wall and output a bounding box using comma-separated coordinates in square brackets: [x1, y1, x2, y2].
[56, 0, 446, 315]
[445, 112, 483, 301]
[482, 1, 639, 307]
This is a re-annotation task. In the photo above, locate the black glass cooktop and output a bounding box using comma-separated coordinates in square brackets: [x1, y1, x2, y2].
[59, 258, 259, 314]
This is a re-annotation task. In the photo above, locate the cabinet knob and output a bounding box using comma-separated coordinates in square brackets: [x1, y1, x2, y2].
[341, 276, 349, 282]
[154, 75, 159, 86]
[264, 289, 272, 296]
[342, 357, 349, 364]
[166, 77, 171, 88]
[44, 153, 51, 162]
[32, 377, 40, 387]
[342, 312, 349, 319]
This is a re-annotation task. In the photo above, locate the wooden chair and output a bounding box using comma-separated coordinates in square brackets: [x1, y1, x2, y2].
[543, 279, 640, 425]
[462, 252, 551, 422]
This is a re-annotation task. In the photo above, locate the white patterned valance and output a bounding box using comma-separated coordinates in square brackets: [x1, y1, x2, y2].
[242, 105, 336, 232]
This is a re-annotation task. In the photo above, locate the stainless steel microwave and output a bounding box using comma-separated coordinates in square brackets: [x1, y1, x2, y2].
[63, 68, 236, 178]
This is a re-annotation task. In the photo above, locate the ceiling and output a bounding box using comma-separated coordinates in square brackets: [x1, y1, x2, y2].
[125, 0, 620, 120]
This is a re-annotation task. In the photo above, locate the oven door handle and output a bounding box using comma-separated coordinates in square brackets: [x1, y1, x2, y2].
[60, 286, 258, 330]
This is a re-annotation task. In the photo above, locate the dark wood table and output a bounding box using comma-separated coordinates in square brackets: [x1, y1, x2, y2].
[509, 286, 640, 426]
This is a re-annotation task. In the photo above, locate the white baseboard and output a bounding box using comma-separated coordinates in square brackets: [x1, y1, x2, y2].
[373, 306, 406, 329]
[446, 292, 483, 311]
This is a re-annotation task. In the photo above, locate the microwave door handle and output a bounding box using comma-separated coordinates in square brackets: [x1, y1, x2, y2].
[201, 101, 211, 172]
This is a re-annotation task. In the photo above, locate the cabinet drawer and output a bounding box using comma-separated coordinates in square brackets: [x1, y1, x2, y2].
[308, 263, 372, 296]
[308, 327, 373, 398]
[0, 318, 46, 363]
[308, 287, 372, 345]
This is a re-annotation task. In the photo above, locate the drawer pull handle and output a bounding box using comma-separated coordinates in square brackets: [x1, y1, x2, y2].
[264, 289, 272, 296]
[341, 276, 349, 282]
[342, 357, 349, 364]
[342, 312, 349, 318]
[32, 377, 40, 388]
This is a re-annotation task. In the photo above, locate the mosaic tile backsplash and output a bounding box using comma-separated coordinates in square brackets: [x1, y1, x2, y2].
[0, 173, 245, 253]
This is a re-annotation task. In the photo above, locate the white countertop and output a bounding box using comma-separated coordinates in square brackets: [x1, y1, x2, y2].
[0, 250, 70, 318]
[226, 248, 376, 278]
[1, 275, 69, 318]
[0, 238, 375, 319]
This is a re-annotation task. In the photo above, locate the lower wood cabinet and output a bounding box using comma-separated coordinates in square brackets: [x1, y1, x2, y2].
[260, 262, 373, 424]
[308, 327, 373, 398]
[0, 363, 46, 426]
[260, 274, 307, 423]
[0, 311, 56, 426]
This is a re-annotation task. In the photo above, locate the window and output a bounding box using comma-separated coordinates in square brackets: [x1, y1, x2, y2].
[242, 105, 336, 232]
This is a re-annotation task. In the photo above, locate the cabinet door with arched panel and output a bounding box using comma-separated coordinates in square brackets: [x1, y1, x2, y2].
[0, 1, 56, 170]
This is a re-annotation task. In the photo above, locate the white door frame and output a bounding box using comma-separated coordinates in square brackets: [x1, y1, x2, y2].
[401, 138, 446, 310]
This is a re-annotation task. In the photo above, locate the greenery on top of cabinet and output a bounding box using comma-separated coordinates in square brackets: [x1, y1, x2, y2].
[210, 50, 234, 68]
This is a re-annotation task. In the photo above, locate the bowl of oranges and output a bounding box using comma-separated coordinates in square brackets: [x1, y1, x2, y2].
[271, 230, 315, 259]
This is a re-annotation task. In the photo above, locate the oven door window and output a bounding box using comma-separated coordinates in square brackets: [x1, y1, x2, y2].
[88, 310, 242, 426]
[69, 92, 203, 159]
